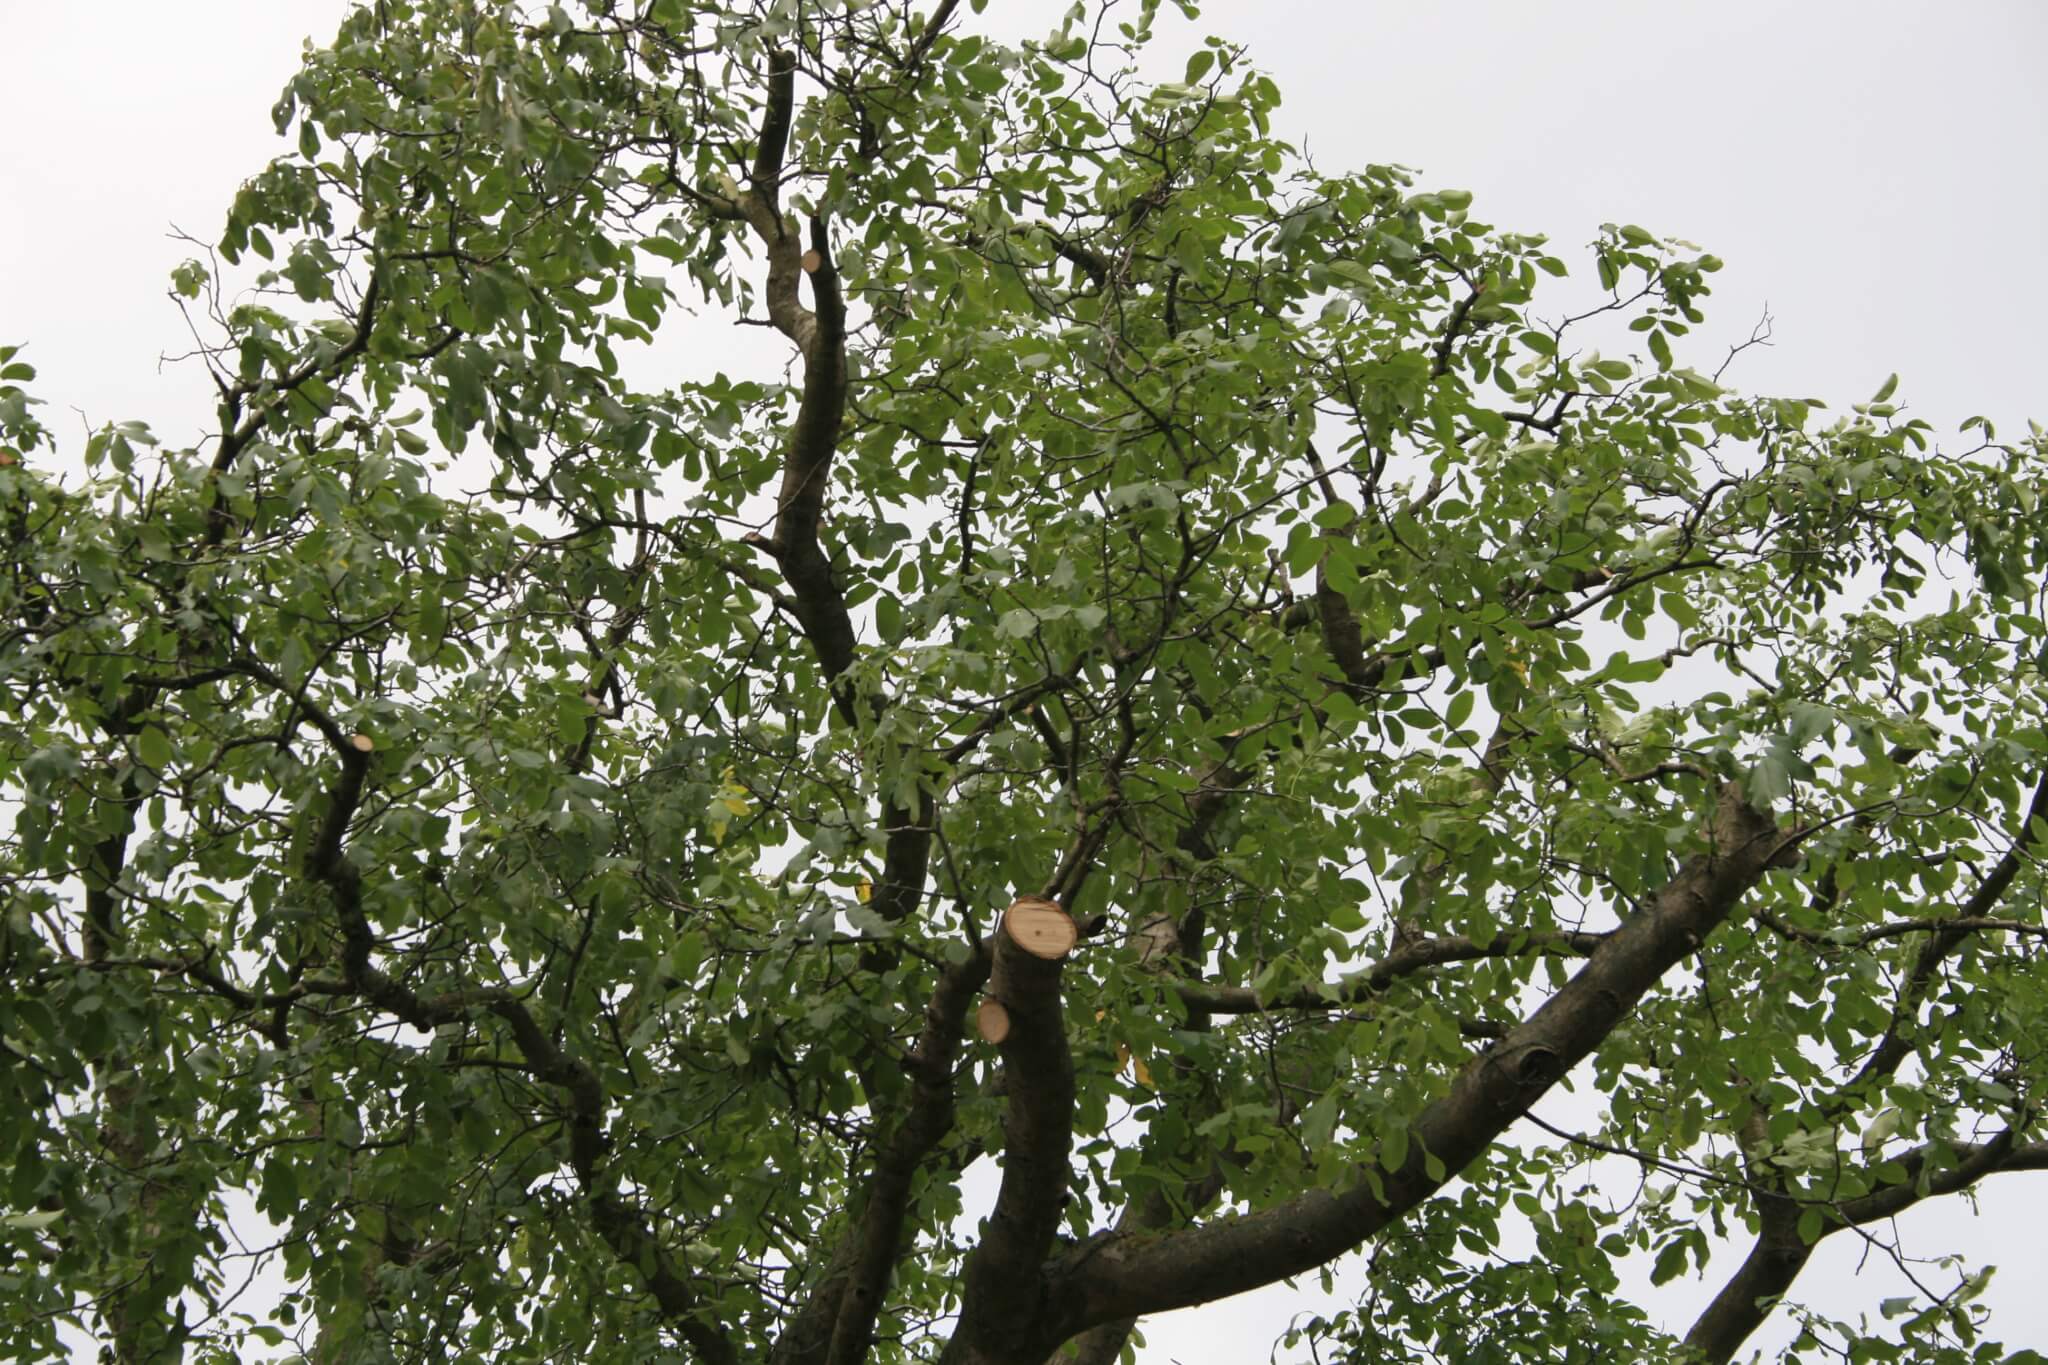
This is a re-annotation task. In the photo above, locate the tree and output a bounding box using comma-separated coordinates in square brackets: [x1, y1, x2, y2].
[2, 1, 2046, 1361]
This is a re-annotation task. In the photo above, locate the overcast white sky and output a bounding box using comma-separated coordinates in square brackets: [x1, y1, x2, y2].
[4, 1, 2045, 1360]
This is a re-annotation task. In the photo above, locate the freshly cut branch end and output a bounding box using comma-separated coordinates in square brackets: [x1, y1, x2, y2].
[976, 997, 1011, 1044]
[1002, 896, 1077, 960]
[348, 733, 375, 753]
[800, 248, 823, 274]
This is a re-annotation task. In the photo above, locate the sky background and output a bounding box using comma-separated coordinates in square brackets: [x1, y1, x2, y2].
[3, 1, 2045, 1360]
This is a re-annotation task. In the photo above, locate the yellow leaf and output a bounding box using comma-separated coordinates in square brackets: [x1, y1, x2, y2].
[856, 880, 873, 904]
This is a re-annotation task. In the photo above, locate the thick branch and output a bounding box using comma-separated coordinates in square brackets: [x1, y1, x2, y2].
[749, 48, 795, 203]
[1682, 1215, 1811, 1365]
[1032, 785, 1795, 1349]
[780, 944, 993, 1365]
[942, 918, 1077, 1365]
[1681, 1099, 1807, 1364]
[1833, 1134, 2047, 1225]
[1039, 226, 1112, 290]
[1045, 795, 1243, 1365]
[722, 55, 927, 922]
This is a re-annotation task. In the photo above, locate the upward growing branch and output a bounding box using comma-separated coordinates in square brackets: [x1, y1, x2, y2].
[1031, 786, 1798, 1353]
[1685, 767, 2048, 1361]
[943, 907, 1079, 1365]
[1843, 768, 2048, 1097]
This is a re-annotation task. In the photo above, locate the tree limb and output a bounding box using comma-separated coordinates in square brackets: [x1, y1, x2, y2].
[1031, 785, 1796, 1351]
[1182, 930, 1608, 1016]
[1843, 768, 2048, 1098]
[1684, 1132, 2047, 1363]
[777, 944, 993, 1365]
[300, 732, 741, 1365]
[941, 919, 1078, 1365]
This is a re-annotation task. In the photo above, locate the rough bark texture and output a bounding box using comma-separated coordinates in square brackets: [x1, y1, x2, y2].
[941, 922, 1078, 1365]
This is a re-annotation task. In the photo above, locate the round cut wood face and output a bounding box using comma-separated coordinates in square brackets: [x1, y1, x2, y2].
[975, 998, 1011, 1044]
[1003, 897, 1076, 959]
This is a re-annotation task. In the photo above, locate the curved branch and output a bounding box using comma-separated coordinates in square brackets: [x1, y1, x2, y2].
[790, 943, 993, 1365]
[1680, 1098, 1808, 1364]
[1031, 785, 1796, 1351]
[1685, 1133, 2048, 1363]
[300, 735, 740, 1365]
[720, 50, 935, 930]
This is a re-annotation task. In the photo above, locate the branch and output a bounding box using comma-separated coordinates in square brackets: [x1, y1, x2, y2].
[1031, 784, 1796, 1347]
[784, 943, 993, 1365]
[1842, 768, 2048, 1097]
[1684, 1132, 2047, 1363]
[1680, 1096, 1808, 1364]
[1431, 283, 1484, 377]
[1039, 781, 1257, 1365]
[719, 53, 928, 925]
[207, 266, 383, 546]
[942, 910, 1078, 1365]
[300, 734, 740, 1365]
[749, 46, 795, 204]
[1758, 914, 2048, 950]
[1038, 226, 1112, 290]
[1181, 930, 1607, 1015]
[1834, 1134, 2048, 1225]
[901, 0, 963, 75]
[747, 215, 850, 688]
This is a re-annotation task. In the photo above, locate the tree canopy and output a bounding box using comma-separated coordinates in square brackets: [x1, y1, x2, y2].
[4, 2, 2047, 1362]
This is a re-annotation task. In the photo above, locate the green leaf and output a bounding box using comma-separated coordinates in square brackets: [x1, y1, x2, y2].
[136, 726, 173, 770]
[1, 1210, 62, 1232]
[876, 593, 904, 643]
[1445, 689, 1474, 730]
[1379, 1124, 1410, 1173]
[1746, 751, 1792, 806]
[997, 608, 1039, 638]
[555, 694, 592, 748]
